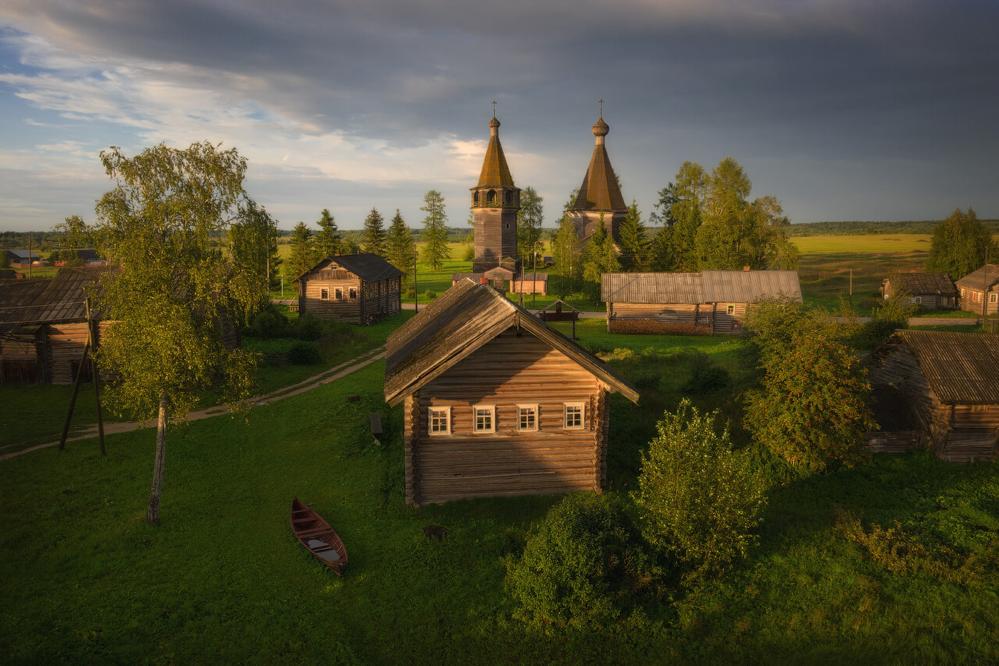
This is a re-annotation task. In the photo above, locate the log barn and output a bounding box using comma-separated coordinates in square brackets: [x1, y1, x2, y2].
[297, 254, 402, 324]
[384, 279, 639, 506]
[510, 272, 548, 295]
[870, 330, 999, 462]
[601, 270, 802, 335]
[956, 264, 998, 316]
[881, 272, 957, 310]
[0, 267, 108, 384]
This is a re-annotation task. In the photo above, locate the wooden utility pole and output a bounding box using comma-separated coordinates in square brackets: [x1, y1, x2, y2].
[27, 235, 32, 279]
[413, 255, 418, 313]
[86, 298, 106, 455]
[983, 246, 990, 321]
[59, 340, 89, 451]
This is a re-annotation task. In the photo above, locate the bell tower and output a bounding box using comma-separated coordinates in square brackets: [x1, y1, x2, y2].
[470, 111, 519, 273]
[571, 104, 627, 243]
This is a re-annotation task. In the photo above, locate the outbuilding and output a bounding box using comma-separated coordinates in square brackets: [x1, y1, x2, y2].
[297, 254, 402, 324]
[956, 264, 998, 316]
[870, 330, 999, 462]
[384, 279, 639, 506]
[881, 272, 957, 310]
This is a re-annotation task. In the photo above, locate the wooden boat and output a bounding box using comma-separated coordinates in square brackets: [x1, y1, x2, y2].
[291, 498, 348, 574]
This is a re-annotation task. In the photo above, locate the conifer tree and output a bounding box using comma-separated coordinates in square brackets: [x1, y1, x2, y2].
[420, 190, 450, 271]
[618, 202, 647, 271]
[386, 209, 417, 275]
[287, 221, 314, 278]
[361, 207, 387, 256]
[314, 208, 341, 259]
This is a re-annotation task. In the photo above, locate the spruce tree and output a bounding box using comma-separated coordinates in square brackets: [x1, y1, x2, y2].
[287, 221, 314, 278]
[314, 208, 341, 259]
[618, 202, 647, 271]
[362, 207, 387, 256]
[420, 190, 450, 271]
[386, 209, 417, 275]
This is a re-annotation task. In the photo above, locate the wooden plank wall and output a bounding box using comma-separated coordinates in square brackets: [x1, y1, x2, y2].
[607, 301, 749, 335]
[406, 328, 605, 505]
[301, 278, 362, 323]
[48, 322, 89, 385]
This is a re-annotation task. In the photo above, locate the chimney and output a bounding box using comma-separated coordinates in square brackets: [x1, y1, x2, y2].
[743, 265, 751, 272]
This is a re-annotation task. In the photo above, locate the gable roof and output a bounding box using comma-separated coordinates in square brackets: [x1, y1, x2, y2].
[886, 272, 957, 296]
[5, 248, 39, 260]
[298, 253, 402, 283]
[895, 330, 999, 404]
[956, 264, 999, 291]
[601, 271, 802, 304]
[0, 266, 106, 325]
[573, 142, 626, 212]
[384, 279, 639, 406]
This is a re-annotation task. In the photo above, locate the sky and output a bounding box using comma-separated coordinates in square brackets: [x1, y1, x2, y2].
[0, 1, 997, 231]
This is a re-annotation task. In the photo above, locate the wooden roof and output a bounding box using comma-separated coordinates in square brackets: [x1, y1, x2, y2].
[896, 330, 999, 404]
[475, 118, 515, 189]
[573, 138, 626, 212]
[384, 279, 639, 406]
[0, 267, 105, 325]
[298, 253, 402, 283]
[956, 264, 999, 291]
[886, 272, 957, 296]
[601, 271, 802, 304]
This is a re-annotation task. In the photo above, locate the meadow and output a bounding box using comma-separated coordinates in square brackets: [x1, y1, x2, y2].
[2, 319, 997, 663]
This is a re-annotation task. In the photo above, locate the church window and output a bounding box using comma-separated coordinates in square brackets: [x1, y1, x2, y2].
[487, 190, 497, 206]
[473, 191, 479, 206]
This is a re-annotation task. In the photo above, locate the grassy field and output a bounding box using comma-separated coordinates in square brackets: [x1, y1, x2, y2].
[2, 320, 997, 662]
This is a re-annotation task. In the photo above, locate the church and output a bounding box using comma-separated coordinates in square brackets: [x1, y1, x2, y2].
[455, 109, 627, 292]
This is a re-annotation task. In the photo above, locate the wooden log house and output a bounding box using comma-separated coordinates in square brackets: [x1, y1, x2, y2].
[870, 330, 999, 462]
[384, 279, 639, 506]
[881, 272, 957, 310]
[601, 270, 802, 335]
[956, 264, 998, 316]
[297, 254, 402, 324]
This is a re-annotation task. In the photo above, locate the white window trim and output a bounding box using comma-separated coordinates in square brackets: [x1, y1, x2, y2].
[563, 402, 585, 430]
[990, 293, 998, 303]
[473, 404, 496, 434]
[334, 287, 344, 301]
[348, 286, 359, 301]
[320, 287, 330, 301]
[428, 406, 451, 437]
[913, 296, 922, 305]
[726, 304, 735, 315]
[517, 404, 539, 432]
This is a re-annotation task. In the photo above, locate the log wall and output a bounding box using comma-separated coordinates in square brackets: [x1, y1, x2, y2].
[48, 322, 90, 385]
[405, 328, 606, 505]
[606, 301, 748, 335]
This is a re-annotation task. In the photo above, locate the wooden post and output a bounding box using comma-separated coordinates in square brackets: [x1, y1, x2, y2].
[849, 268, 854, 297]
[86, 299, 106, 456]
[59, 340, 90, 451]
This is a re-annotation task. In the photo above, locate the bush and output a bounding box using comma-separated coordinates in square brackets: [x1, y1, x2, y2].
[295, 314, 323, 341]
[287, 342, 322, 365]
[633, 400, 767, 580]
[462, 244, 475, 261]
[423, 290, 436, 300]
[505, 493, 649, 632]
[246, 304, 291, 339]
[680, 350, 730, 394]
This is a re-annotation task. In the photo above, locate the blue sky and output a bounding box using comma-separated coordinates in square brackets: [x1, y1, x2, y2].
[1, 1, 998, 231]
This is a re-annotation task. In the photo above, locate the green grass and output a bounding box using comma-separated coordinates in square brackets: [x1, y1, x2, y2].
[2, 324, 997, 662]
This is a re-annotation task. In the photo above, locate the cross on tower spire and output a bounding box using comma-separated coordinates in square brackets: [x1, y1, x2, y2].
[598, 98, 604, 117]
[491, 99, 497, 118]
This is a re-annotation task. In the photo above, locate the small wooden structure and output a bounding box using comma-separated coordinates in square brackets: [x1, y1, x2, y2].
[601, 270, 802, 335]
[956, 264, 998, 316]
[510, 272, 548, 295]
[870, 330, 999, 462]
[538, 299, 580, 339]
[297, 254, 402, 324]
[384, 279, 639, 506]
[881, 272, 957, 310]
[291, 498, 348, 574]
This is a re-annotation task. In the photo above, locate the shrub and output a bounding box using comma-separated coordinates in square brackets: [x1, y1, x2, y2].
[246, 304, 291, 339]
[462, 244, 475, 261]
[287, 342, 322, 365]
[633, 400, 767, 580]
[423, 290, 436, 300]
[505, 493, 649, 632]
[680, 350, 729, 394]
[295, 314, 323, 341]
[854, 292, 917, 349]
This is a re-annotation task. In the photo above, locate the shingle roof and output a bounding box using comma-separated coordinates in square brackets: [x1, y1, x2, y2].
[886, 272, 957, 296]
[0, 266, 105, 325]
[956, 264, 999, 291]
[5, 248, 39, 260]
[573, 142, 626, 212]
[384, 279, 639, 406]
[476, 119, 515, 188]
[601, 271, 802, 304]
[298, 253, 402, 283]
[896, 330, 999, 404]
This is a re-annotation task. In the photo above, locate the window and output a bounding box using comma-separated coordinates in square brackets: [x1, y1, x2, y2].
[518, 405, 538, 432]
[428, 407, 450, 436]
[320, 287, 330, 301]
[726, 305, 735, 315]
[564, 402, 584, 430]
[487, 190, 497, 206]
[990, 293, 998, 303]
[473, 191, 479, 206]
[473, 405, 495, 433]
[334, 287, 344, 301]
[348, 287, 358, 301]
[913, 296, 922, 305]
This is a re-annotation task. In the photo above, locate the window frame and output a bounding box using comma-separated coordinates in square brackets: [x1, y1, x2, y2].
[334, 287, 344, 301]
[726, 304, 735, 315]
[990, 293, 998, 304]
[473, 404, 496, 434]
[320, 287, 330, 301]
[913, 296, 922, 305]
[428, 406, 451, 437]
[517, 404, 539, 432]
[563, 402, 585, 430]
[348, 286, 359, 301]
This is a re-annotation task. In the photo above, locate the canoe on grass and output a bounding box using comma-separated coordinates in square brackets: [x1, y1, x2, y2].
[291, 498, 348, 574]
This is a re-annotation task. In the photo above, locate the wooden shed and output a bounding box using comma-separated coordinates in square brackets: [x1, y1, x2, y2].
[881, 272, 957, 310]
[510, 272, 548, 295]
[870, 330, 999, 462]
[384, 279, 639, 506]
[601, 270, 802, 334]
[297, 254, 402, 324]
[956, 264, 998, 316]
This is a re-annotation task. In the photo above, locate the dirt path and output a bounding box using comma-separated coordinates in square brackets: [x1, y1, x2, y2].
[0, 347, 386, 462]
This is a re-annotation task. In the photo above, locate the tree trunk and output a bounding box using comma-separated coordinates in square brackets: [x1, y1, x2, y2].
[147, 394, 168, 525]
